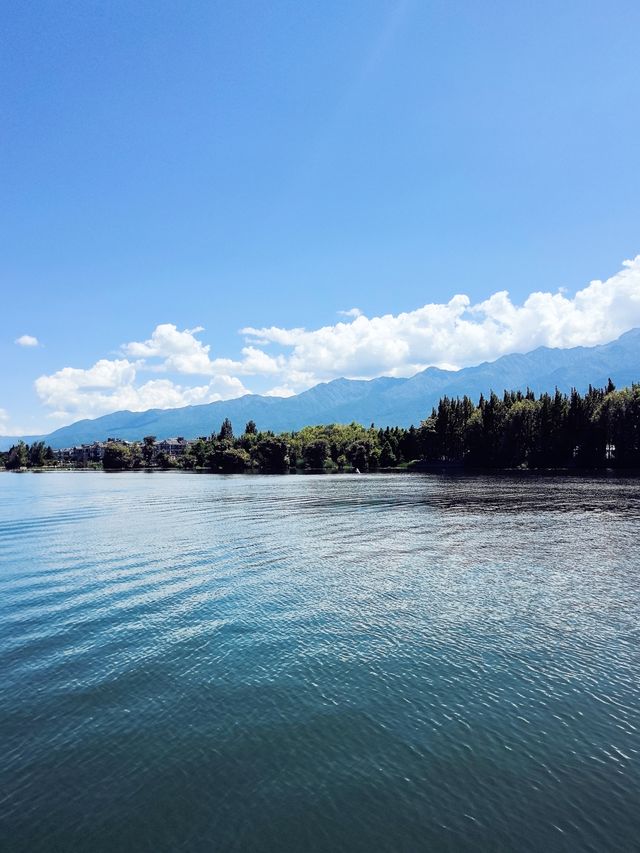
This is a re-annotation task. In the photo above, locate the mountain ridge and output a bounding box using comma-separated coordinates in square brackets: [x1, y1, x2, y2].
[3, 329, 640, 450]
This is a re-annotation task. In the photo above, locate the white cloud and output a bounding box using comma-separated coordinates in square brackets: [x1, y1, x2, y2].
[121, 324, 283, 376]
[15, 334, 39, 347]
[338, 307, 363, 318]
[122, 324, 213, 374]
[243, 255, 640, 384]
[28, 255, 640, 426]
[206, 347, 283, 377]
[35, 357, 249, 422]
[263, 386, 297, 398]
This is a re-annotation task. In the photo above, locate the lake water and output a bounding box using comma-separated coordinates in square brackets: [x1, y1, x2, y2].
[1, 472, 639, 852]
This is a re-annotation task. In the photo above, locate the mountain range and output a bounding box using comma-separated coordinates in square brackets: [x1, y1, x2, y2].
[3, 328, 640, 450]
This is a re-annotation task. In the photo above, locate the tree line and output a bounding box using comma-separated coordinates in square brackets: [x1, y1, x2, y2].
[99, 381, 640, 471]
[1, 441, 56, 470]
[419, 380, 640, 468]
[101, 419, 416, 472]
[3, 381, 640, 472]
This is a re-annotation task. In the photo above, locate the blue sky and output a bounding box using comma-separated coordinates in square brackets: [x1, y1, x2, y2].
[2, 0, 640, 434]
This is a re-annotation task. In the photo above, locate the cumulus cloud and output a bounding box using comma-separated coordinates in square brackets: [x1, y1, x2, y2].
[15, 334, 39, 347]
[122, 324, 213, 374]
[338, 307, 363, 318]
[35, 358, 249, 422]
[121, 324, 283, 376]
[32, 323, 282, 423]
[246, 255, 640, 385]
[30, 255, 640, 425]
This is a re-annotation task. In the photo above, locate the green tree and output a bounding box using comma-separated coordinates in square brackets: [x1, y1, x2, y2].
[129, 443, 143, 469]
[187, 438, 208, 468]
[418, 412, 438, 460]
[218, 418, 234, 441]
[399, 425, 420, 462]
[155, 450, 177, 469]
[254, 436, 289, 472]
[142, 436, 156, 466]
[103, 443, 132, 470]
[380, 440, 397, 467]
[221, 447, 250, 473]
[206, 439, 232, 471]
[303, 439, 330, 470]
[346, 441, 369, 471]
[28, 441, 46, 467]
[5, 441, 28, 470]
[502, 399, 537, 467]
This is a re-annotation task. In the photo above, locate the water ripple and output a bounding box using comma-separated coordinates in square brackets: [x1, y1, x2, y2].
[1, 472, 639, 852]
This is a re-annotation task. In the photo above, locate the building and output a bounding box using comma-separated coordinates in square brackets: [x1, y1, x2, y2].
[55, 442, 107, 464]
[155, 437, 190, 458]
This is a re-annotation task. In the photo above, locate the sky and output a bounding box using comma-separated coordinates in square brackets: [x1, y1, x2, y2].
[2, 0, 640, 435]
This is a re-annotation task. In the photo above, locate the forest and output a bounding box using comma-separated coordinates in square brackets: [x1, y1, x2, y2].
[2, 381, 640, 472]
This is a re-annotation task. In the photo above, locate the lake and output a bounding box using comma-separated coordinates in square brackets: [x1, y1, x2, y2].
[1, 472, 639, 852]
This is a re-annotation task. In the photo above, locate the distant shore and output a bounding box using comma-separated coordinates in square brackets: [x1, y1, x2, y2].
[3, 381, 639, 473]
[4, 465, 640, 478]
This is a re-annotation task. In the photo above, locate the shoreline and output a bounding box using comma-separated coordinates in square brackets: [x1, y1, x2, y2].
[4, 465, 640, 478]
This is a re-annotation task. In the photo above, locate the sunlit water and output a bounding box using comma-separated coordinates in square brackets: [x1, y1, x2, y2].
[1, 472, 639, 852]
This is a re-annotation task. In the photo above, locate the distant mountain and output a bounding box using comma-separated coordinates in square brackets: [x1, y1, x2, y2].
[3, 328, 640, 450]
